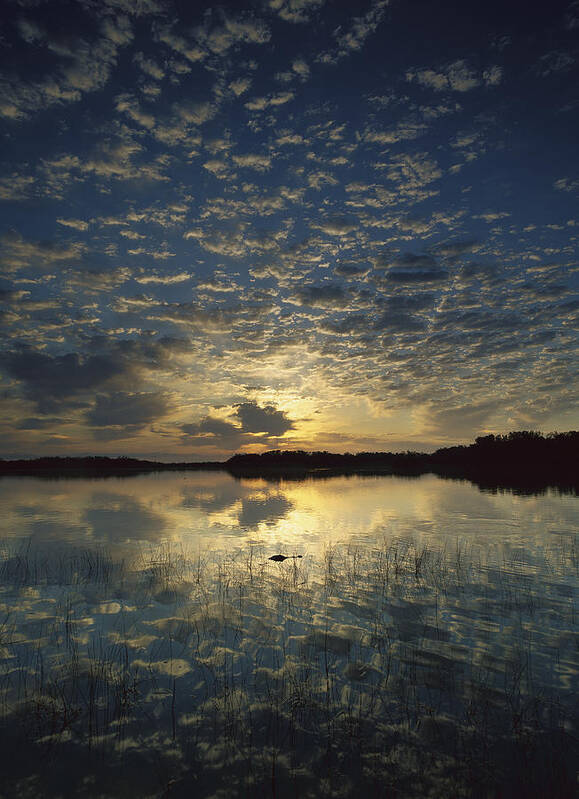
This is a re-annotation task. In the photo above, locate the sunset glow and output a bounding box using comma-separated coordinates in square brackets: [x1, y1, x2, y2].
[1, 0, 577, 458]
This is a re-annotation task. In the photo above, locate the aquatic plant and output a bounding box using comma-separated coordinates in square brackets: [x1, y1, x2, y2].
[0, 534, 575, 797]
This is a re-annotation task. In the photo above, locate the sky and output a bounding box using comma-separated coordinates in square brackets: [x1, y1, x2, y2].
[0, 0, 577, 460]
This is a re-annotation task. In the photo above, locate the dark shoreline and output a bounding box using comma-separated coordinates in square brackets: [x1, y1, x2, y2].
[0, 431, 576, 495]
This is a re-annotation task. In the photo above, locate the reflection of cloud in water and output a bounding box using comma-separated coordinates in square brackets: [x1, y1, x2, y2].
[238, 494, 293, 527]
[0, 526, 576, 798]
[2, 472, 577, 559]
[181, 477, 293, 528]
[181, 481, 247, 514]
[84, 494, 166, 542]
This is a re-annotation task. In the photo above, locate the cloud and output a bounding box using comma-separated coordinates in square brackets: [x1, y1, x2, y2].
[134, 270, 192, 285]
[181, 416, 245, 449]
[0, 337, 188, 413]
[288, 284, 349, 307]
[381, 152, 442, 203]
[245, 91, 295, 111]
[126, 244, 176, 259]
[85, 391, 170, 427]
[184, 224, 248, 257]
[0, 13, 134, 120]
[364, 121, 427, 145]
[320, 313, 369, 335]
[314, 216, 358, 236]
[0, 173, 36, 201]
[292, 57, 310, 80]
[276, 131, 306, 146]
[134, 51, 165, 80]
[483, 65, 503, 85]
[176, 100, 219, 125]
[338, 0, 389, 50]
[181, 401, 294, 451]
[232, 153, 273, 171]
[0, 289, 32, 304]
[318, 0, 389, 63]
[433, 240, 480, 260]
[406, 60, 501, 93]
[536, 51, 575, 77]
[373, 309, 427, 333]
[65, 266, 132, 292]
[97, 0, 166, 15]
[46, 137, 170, 183]
[378, 253, 448, 284]
[197, 15, 271, 55]
[1, 349, 129, 412]
[115, 93, 156, 128]
[157, 11, 270, 67]
[57, 217, 90, 231]
[307, 170, 339, 190]
[425, 400, 500, 436]
[334, 262, 371, 279]
[148, 299, 275, 332]
[235, 402, 294, 435]
[554, 177, 579, 193]
[155, 26, 205, 63]
[229, 77, 252, 96]
[17, 416, 66, 431]
[0, 231, 85, 274]
[268, 0, 326, 24]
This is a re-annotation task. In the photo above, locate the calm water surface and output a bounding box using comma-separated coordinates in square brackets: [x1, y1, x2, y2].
[0, 472, 577, 798]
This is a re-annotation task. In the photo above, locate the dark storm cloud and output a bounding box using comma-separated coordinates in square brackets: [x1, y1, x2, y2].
[85, 391, 170, 427]
[385, 253, 448, 284]
[288, 284, 348, 307]
[387, 269, 448, 284]
[320, 313, 370, 335]
[180, 417, 249, 453]
[2, 349, 127, 410]
[182, 417, 241, 440]
[180, 401, 295, 451]
[333, 263, 371, 279]
[373, 311, 427, 334]
[0, 289, 30, 303]
[235, 402, 294, 435]
[0, 337, 188, 413]
[393, 253, 437, 269]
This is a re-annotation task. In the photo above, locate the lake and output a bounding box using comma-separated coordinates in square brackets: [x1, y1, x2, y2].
[0, 471, 576, 798]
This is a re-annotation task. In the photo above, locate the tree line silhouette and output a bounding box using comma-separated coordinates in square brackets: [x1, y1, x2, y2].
[0, 431, 576, 493]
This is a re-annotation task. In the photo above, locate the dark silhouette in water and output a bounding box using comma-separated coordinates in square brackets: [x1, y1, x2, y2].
[268, 554, 303, 562]
[0, 430, 576, 494]
[226, 430, 578, 494]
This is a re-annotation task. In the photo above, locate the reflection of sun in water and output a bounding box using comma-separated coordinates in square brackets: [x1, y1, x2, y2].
[4, 471, 571, 569]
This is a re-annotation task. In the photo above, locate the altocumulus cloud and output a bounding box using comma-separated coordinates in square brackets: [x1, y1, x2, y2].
[0, 0, 576, 454]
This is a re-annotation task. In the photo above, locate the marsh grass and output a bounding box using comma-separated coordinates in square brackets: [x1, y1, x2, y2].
[0, 535, 576, 798]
